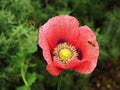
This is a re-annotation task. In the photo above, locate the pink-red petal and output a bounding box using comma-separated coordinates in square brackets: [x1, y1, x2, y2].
[73, 59, 97, 74]
[39, 26, 53, 64]
[46, 64, 62, 76]
[73, 26, 99, 74]
[39, 15, 80, 51]
[53, 58, 81, 69]
[75, 25, 99, 60]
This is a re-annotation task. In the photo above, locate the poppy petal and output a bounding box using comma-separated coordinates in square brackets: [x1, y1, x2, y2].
[39, 27, 53, 64]
[39, 15, 80, 51]
[78, 25, 99, 60]
[39, 26, 62, 76]
[46, 64, 62, 76]
[73, 59, 97, 74]
[53, 58, 81, 69]
[74, 26, 99, 74]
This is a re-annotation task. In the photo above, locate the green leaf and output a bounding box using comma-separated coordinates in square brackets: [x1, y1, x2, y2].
[11, 52, 26, 68]
[27, 72, 37, 86]
[27, 45, 38, 54]
[16, 85, 27, 90]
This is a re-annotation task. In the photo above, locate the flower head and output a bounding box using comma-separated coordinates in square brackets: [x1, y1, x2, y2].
[39, 15, 99, 76]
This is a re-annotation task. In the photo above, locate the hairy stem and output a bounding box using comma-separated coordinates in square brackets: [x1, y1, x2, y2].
[21, 63, 30, 90]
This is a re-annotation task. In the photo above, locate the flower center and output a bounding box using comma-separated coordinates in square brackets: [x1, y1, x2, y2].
[53, 42, 78, 64]
[59, 48, 72, 61]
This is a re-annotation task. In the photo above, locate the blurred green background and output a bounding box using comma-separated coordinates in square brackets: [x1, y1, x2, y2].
[0, 0, 120, 90]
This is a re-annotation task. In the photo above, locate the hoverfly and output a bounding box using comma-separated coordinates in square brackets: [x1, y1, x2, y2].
[28, 20, 35, 26]
[88, 40, 96, 47]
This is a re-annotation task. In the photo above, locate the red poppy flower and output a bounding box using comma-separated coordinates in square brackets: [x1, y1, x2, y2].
[39, 15, 99, 76]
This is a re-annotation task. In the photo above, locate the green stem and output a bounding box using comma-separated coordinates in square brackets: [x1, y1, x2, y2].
[21, 63, 30, 90]
[57, 72, 63, 90]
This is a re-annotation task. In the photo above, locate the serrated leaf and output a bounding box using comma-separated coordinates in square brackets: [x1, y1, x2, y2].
[27, 72, 36, 86]
[11, 52, 26, 68]
[27, 45, 37, 54]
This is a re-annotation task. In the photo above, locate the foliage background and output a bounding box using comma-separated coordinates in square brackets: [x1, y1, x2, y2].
[0, 0, 120, 90]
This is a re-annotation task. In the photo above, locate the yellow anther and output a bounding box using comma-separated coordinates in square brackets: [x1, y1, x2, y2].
[53, 42, 78, 64]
